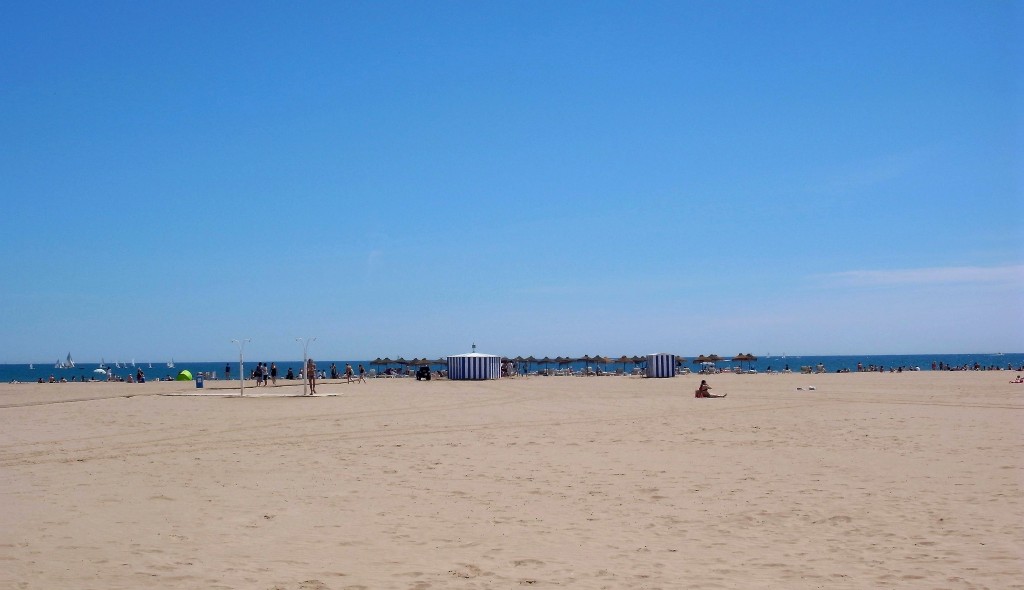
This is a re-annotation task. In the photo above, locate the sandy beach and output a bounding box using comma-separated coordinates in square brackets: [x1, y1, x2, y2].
[1, 372, 1021, 589]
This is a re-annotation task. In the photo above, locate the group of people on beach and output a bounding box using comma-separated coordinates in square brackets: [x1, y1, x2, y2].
[250, 362, 278, 386]
[934, 361, 1024, 372]
[297, 359, 368, 396]
[328, 362, 368, 384]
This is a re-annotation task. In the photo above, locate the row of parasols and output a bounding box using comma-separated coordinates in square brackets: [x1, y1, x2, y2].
[370, 354, 759, 371]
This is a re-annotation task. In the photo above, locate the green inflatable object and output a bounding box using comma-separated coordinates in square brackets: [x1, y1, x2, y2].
[176, 370, 193, 381]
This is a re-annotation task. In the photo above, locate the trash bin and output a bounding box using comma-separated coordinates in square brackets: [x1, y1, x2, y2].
[196, 374, 204, 389]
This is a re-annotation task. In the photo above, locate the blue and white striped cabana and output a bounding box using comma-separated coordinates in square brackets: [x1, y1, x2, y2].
[447, 353, 502, 380]
[646, 353, 676, 378]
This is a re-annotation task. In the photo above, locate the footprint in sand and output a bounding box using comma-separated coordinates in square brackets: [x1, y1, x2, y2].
[448, 563, 488, 578]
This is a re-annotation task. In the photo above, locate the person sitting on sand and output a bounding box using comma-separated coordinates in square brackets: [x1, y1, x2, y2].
[1011, 375, 1024, 384]
[695, 379, 726, 398]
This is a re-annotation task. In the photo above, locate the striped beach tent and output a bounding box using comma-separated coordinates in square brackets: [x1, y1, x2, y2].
[646, 353, 676, 378]
[447, 353, 502, 380]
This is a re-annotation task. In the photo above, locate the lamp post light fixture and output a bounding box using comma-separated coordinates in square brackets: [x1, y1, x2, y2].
[231, 338, 250, 397]
[296, 337, 317, 395]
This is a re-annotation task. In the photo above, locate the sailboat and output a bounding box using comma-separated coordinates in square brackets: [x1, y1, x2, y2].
[65, 353, 75, 368]
[55, 358, 64, 369]
[167, 358, 175, 369]
[99, 358, 107, 369]
[29, 363, 34, 370]
[148, 362, 152, 369]
[131, 359, 136, 367]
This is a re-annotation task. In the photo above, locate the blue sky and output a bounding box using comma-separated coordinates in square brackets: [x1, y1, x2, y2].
[2, 1, 1021, 363]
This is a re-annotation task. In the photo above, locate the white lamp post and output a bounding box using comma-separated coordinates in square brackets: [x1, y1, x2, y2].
[231, 338, 250, 397]
[296, 337, 316, 395]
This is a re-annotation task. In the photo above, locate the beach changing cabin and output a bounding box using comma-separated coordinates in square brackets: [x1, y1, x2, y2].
[646, 353, 676, 378]
[447, 353, 502, 380]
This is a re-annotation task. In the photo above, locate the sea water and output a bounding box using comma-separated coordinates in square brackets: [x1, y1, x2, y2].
[2, 353, 1022, 383]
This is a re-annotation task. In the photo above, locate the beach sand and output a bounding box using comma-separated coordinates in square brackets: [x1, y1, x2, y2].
[1, 372, 1021, 589]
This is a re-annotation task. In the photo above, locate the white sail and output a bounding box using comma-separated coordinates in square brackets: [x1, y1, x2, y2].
[66, 352, 75, 368]
[167, 358, 175, 368]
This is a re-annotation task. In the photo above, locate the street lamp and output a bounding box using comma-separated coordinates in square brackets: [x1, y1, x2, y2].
[296, 337, 316, 395]
[231, 338, 250, 397]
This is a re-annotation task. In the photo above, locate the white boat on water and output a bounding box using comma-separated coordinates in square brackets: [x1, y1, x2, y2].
[29, 363, 34, 370]
[167, 358, 175, 369]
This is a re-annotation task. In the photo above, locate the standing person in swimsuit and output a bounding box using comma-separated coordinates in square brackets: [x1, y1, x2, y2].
[345, 363, 354, 383]
[306, 358, 317, 395]
[357, 364, 367, 383]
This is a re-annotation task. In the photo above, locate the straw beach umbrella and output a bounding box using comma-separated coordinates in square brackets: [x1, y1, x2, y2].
[693, 354, 723, 373]
[732, 353, 757, 370]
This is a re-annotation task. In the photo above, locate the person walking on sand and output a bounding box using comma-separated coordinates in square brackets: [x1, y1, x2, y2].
[270, 362, 278, 385]
[306, 358, 317, 395]
[357, 363, 367, 383]
[695, 379, 726, 398]
[345, 363, 354, 383]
